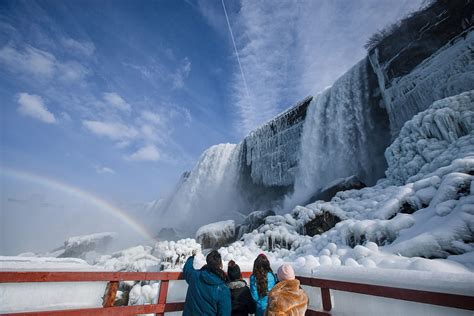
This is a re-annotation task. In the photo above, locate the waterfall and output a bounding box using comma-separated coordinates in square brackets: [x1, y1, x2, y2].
[286, 57, 389, 209]
[160, 143, 245, 232]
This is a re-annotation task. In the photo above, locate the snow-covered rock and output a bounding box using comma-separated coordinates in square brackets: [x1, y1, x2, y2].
[57, 232, 118, 263]
[235, 209, 276, 240]
[196, 220, 236, 249]
[311, 175, 367, 203]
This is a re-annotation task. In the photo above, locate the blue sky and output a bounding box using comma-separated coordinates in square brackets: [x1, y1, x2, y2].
[0, 0, 423, 254]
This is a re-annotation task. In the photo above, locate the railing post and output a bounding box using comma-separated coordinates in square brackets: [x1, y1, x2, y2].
[102, 281, 119, 307]
[321, 287, 332, 311]
[157, 280, 170, 315]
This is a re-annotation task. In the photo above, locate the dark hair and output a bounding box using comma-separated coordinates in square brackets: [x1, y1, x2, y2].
[201, 250, 226, 281]
[253, 254, 273, 298]
[227, 260, 242, 281]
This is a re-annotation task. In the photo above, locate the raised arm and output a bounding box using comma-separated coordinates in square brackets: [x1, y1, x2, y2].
[183, 255, 196, 283]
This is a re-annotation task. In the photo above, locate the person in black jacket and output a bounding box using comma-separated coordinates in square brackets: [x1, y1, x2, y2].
[226, 260, 256, 316]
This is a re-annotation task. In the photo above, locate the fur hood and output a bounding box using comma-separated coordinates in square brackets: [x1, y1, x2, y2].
[227, 279, 247, 290]
[266, 279, 308, 316]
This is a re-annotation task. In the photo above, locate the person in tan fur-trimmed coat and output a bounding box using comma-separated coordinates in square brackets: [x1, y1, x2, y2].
[265, 264, 308, 316]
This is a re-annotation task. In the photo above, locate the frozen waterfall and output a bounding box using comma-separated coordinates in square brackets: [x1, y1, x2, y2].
[159, 143, 244, 232]
[286, 58, 390, 209]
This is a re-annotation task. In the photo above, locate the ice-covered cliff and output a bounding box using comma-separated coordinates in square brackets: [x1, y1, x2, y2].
[370, 29, 474, 137]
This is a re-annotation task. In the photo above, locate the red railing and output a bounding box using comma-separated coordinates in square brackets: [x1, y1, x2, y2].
[0, 271, 473, 315]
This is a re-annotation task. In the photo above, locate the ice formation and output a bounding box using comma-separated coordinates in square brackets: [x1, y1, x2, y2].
[370, 28, 474, 137]
[287, 57, 390, 209]
[243, 97, 311, 187]
[195, 220, 235, 249]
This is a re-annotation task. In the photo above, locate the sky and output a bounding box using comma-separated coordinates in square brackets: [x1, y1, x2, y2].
[0, 0, 423, 255]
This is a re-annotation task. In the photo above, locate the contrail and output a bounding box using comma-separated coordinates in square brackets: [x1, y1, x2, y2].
[221, 0, 250, 99]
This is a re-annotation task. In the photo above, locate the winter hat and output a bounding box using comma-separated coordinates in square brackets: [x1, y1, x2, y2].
[227, 260, 242, 281]
[277, 263, 295, 281]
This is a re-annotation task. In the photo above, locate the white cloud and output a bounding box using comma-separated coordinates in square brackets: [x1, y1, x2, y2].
[61, 38, 95, 56]
[194, 0, 227, 35]
[0, 44, 89, 82]
[96, 166, 115, 174]
[128, 145, 160, 161]
[141, 110, 162, 125]
[171, 57, 191, 89]
[0, 45, 56, 78]
[17, 93, 56, 123]
[57, 61, 89, 81]
[60, 111, 72, 121]
[103, 92, 131, 112]
[82, 120, 138, 141]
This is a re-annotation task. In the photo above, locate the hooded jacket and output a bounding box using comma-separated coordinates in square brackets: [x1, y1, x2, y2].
[265, 279, 308, 316]
[183, 256, 231, 316]
[250, 272, 277, 316]
[227, 279, 256, 316]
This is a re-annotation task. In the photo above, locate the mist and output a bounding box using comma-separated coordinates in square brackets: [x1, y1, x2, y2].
[0, 173, 153, 256]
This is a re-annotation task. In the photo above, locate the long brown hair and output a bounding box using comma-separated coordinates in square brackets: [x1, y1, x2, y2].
[253, 254, 273, 298]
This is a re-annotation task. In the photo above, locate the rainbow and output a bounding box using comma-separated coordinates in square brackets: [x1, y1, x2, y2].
[1, 167, 157, 242]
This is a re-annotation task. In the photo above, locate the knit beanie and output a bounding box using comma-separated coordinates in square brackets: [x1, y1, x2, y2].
[277, 263, 295, 281]
[227, 260, 242, 281]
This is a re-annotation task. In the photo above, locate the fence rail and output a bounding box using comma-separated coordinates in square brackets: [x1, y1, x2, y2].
[1, 271, 473, 315]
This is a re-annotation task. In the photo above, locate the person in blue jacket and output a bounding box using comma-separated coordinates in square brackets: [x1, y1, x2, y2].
[183, 250, 231, 316]
[249, 254, 277, 316]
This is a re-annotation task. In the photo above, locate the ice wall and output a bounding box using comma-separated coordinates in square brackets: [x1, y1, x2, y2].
[369, 28, 474, 137]
[159, 143, 245, 232]
[243, 97, 312, 187]
[287, 57, 390, 208]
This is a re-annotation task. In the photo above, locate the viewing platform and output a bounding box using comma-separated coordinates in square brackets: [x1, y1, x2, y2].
[1, 270, 473, 315]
